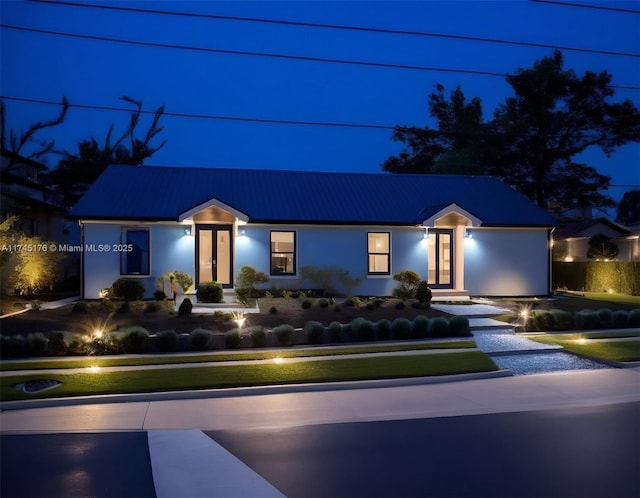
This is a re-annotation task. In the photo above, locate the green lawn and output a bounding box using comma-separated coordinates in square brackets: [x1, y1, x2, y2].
[529, 334, 640, 363]
[0, 351, 497, 402]
[0, 341, 476, 371]
[560, 292, 640, 305]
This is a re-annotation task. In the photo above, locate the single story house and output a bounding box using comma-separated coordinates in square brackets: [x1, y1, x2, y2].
[69, 165, 557, 299]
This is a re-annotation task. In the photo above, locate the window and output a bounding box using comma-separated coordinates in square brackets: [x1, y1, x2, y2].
[368, 232, 390, 274]
[270, 231, 296, 275]
[121, 229, 150, 275]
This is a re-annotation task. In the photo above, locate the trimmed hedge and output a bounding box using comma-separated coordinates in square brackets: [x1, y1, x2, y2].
[273, 325, 295, 346]
[553, 261, 640, 296]
[528, 308, 640, 331]
[304, 321, 325, 344]
[190, 328, 213, 350]
[196, 282, 223, 303]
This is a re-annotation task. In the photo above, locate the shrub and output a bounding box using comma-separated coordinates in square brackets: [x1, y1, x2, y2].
[250, 326, 267, 348]
[304, 321, 325, 344]
[168, 271, 193, 292]
[197, 282, 223, 303]
[533, 311, 554, 331]
[394, 301, 405, 310]
[628, 309, 640, 327]
[117, 301, 131, 314]
[430, 316, 450, 338]
[112, 278, 146, 301]
[350, 318, 375, 342]
[101, 298, 115, 312]
[392, 270, 421, 300]
[318, 299, 330, 309]
[328, 321, 344, 343]
[154, 290, 166, 300]
[301, 299, 313, 309]
[178, 298, 193, 316]
[597, 309, 613, 329]
[550, 310, 574, 331]
[118, 326, 150, 353]
[72, 302, 88, 313]
[26, 332, 49, 356]
[155, 330, 178, 352]
[0, 335, 26, 357]
[48, 332, 67, 355]
[344, 296, 361, 307]
[412, 315, 430, 339]
[225, 329, 243, 349]
[269, 306, 278, 314]
[612, 310, 629, 329]
[236, 265, 269, 295]
[575, 310, 599, 330]
[190, 328, 213, 350]
[449, 316, 471, 337]
[392, 317, 412, 340]
[366, 300, 375, 310]
[273, 325, 295, 346]
[416, 281, 432, 304]
[144, 302, 160, 313]
[374, 319, 392, 341]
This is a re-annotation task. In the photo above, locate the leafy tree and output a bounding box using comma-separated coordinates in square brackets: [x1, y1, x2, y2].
[9, 234, 64, 295]
[616, 190, 640, 226]
[382, 85, 488, 175]
[0, 97, 70, 170]
[586, 234, 619, 260]
[42, 96, 167, 207]
[383, 51, 640, 213]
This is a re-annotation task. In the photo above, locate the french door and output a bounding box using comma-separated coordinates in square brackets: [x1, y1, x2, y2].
[196, 225, 233, 288]
[427, 229, 454, 289]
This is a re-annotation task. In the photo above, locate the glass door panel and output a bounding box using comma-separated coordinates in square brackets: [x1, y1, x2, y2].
[216, 229, 231, 285]
[427, 229, 454, 288]
[198, 229, 213, 283]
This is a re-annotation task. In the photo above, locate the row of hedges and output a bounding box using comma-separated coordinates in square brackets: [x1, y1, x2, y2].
[527, 308, 640, 332]
[0, 315, 471, 358]
[553, 262, 640, 296]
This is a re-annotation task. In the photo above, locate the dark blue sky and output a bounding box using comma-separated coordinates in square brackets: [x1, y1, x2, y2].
[1, 0, 638, 210]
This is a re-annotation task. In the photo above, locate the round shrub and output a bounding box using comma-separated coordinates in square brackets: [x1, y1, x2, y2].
[550, 310, 574, 331]
[533, 312, 554, 331]
[394, 301, 406, 310]
[430, 316, 450, 338]
[449, 316, 471, 337]
[155, 330, 178, 352]
[0, 335, 26, 357]
[328, 321, 344, 343]
[250, 326, 267, 348]
[269, 306, 278, 314]
[344, 296, 361, 307]
[612, 310, 629, 329]
[190, 328, 213, 350]
[318, 299, 329, 309]
[629, 309, 640, 328]
[350, 318, 375, 342]
[416, 281, 432, 304]
[374, 319, 392, 341]
[26, 332, 49, 356]
[196, 282, 223, 303]
[304, 321, 325, 344]
[597, 309, 613, 329]
[273, 325, 295, 346]
[178, 298, 193, 316]
[72, 302, 88, 313]
[144, 302, 160, 313]
[392, 317, 412, 340]
[112, 278, 145, 302]
[301, 299, 313, 310]
[412, 315, 430, 339]
[576, 310, 599, 330]
[154, 290, 166, 300]
[225, 329, 243, 349]
[119, 326, 150, 353]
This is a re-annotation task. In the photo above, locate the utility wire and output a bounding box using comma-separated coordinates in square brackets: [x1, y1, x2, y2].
[531, 0, 640, 14]
[2, 23, 639, 91]
[31, 0, 640, 58]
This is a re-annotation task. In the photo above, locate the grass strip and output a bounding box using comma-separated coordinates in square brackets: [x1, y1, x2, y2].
[0, 351, 496, 402]
[529, 335, 640, 363]
[0, 341, 476, 371]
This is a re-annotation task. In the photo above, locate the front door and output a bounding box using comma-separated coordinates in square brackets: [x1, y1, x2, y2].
[196, 225, 233, 288]
[427, 229, 454, 289]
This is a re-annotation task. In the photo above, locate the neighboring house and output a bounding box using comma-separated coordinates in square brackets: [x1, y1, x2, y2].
[0, 150, 66, 241]
[553, 214, 638, 262]
[69, 165, 557, 300]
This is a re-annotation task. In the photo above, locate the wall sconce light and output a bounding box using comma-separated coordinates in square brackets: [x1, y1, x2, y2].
[184, 226, 192, 236]
[423, 232, 429, 239]
[465, 228, 472, 238]
[238, 229, 246, 237]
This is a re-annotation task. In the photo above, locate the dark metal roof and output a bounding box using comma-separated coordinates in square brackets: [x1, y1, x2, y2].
[70, 165, 557, 226]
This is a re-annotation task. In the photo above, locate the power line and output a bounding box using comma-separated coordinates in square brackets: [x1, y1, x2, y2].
[2, 23, 639, 91]
[531, 0, 640, 14]
[31, 0, 640, 59]
[0, 95, 397, 130]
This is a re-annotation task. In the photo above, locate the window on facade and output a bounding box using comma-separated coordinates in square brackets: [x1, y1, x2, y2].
[270, 231, 296, 275]
[368, 232, 390, 274]
[120, 229, 150, 275]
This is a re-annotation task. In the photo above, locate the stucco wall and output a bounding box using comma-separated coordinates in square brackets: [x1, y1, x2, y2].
[464, 228, 551, 296]
[235, 225, 426, 296]
[82, 223, 194, 299]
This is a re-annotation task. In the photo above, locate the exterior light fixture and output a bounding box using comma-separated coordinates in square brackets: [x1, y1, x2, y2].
[465, 229, 472, 238]
[184, 226, 192, 236]
[239, 229, 246, 237]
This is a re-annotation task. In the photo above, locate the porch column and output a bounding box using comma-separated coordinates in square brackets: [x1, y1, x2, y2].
[454, 225, 465, 291]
